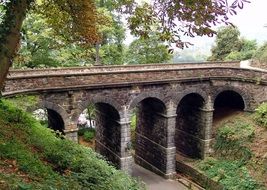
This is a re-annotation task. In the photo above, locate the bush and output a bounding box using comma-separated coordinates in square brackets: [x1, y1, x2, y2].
[83, 129, 95, 142]
[78, 128, 96, 142]
[214, 119, 255, 162]
[254, 42, 267, 63]
[254, 102, 267, 128]
[0, 99, 144, 190]
[198, 158, 261, 190]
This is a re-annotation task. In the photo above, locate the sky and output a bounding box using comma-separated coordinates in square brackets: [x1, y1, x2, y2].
[125, 1, 267, 55]
[180, 0, 267, 53]
[230, 0, 267, 43]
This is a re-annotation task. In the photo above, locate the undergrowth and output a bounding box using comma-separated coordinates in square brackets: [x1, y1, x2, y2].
[0, 99, 144, 190]
[198, 114, 265, 190]
[254, 102, 267, 129]
[214, 119, 255, 163]
[78, 128, 96, 142]
[198, 158, 261, 190]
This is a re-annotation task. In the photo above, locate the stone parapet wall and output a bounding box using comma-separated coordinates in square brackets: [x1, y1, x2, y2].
[3, 66, 267, 96]
[8, 61, 240, 77]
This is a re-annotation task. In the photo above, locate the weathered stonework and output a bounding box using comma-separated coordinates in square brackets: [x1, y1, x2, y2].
[2, 62, 267, 177]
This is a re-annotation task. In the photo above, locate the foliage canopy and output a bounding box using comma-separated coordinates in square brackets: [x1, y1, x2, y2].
[208, 25, 257, 61]
[125, 34, 171, 64]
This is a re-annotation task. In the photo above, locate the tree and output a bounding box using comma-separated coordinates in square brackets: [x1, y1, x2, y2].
[125, 35, 171, 64]
[13, 12, 96, 68]
[0, 0, 250, 91]
[13, 1, 126, 67]
[208, 26, 257, 61]
[254, 43, 267, 63]
[208, 26, 242, 61]
[93, 6, 126, 65]
[225, 39, 257, 61]
[125, 0, 250, 48]
[0, 0, 33, 92]
[13, 12, 61, 68]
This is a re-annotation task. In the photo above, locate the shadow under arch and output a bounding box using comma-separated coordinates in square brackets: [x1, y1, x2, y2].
[212, 88, 247, 138]
[75, 97, 122, 169]
[173, 89, 209, 107]
[130, 95, 170, 175]
[212, 86, 248, 111]
[94, 102, 122, 168]
[31, 101, 67, 133]
[128, 92, 166, 111]
[175, 93, 206, 158]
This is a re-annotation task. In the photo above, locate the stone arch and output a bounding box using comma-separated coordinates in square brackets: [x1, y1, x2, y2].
[74, 96, 122, 123]
[174, 89, 208, 107]
[32, 100, 68, 133]
[212, 86, 250, 111]
[128, 91, 167, 111]
[212, 86, 249, 139]
[128, 92, 171, 175]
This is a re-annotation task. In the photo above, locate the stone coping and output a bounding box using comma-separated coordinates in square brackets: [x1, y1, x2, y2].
[3, 75, 267, 97]
[7, 61, 242, 78]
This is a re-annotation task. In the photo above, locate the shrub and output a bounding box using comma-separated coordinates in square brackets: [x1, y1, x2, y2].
[0, 99, 144, 190]
[83, 129, 96, 142]
[198, 158, 261, 190]
[254, 102, 267, 128]
[254, 42, 267, 63]
[6, 95, 39, 111]
[214, 119, 255, 162]
[78, 128, 96, 142]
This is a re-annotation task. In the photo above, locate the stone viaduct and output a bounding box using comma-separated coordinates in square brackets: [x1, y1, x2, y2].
[2, 61, 267, 178]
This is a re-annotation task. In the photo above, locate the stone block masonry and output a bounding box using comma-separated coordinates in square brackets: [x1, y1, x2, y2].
[2, 62, 267, 177]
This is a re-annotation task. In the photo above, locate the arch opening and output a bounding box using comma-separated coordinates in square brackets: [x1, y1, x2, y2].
[214, 90, 245, 110]
[131, 97, 168, 174]
[33, 108, 65, 134]
[77, 102, 121, 168]
[77, 104, 96, 148]
[175, 93, 204, 158]
[213, 90, 245, 137]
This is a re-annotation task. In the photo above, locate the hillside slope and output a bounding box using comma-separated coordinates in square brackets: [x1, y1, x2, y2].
[198, 111, 267, 189]
[0, 99, 144, 190]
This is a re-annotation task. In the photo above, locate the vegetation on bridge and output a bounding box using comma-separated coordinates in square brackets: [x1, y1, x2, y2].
[0, 99, 144, 190]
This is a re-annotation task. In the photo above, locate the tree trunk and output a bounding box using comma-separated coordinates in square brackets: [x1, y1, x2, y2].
[0, 0, 32, 92]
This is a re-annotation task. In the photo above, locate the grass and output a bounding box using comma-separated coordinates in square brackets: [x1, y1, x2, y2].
[197, 112, 267, 190]
[214, 118, 255, 162]
[198, 158, 260, 190]
[0, 99, 144, 190]
[78, 127, 96, 142]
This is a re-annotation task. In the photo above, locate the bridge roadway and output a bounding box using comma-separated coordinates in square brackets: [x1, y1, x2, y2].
[2, 61, 267, 181]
